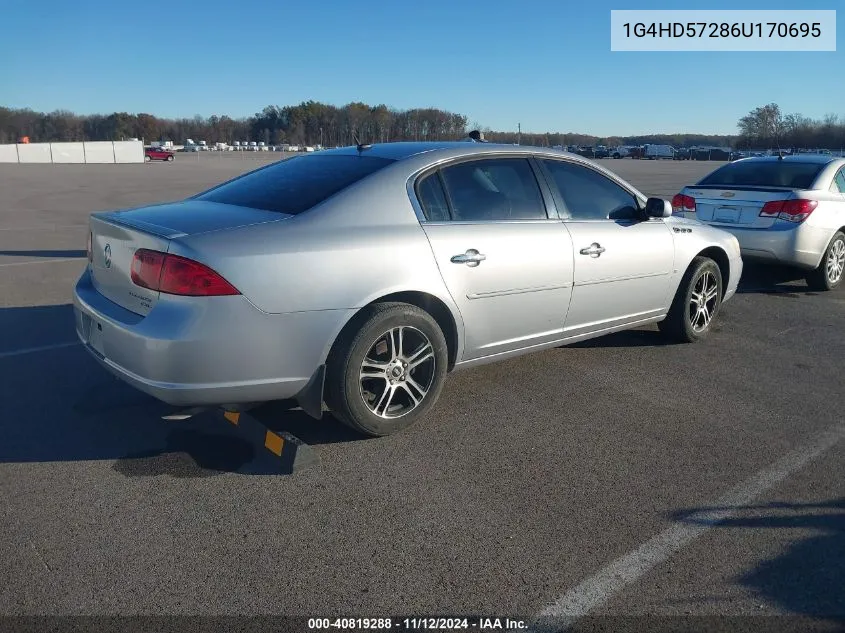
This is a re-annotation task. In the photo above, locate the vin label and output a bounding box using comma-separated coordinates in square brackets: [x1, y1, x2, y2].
[610, 10, 836, 51]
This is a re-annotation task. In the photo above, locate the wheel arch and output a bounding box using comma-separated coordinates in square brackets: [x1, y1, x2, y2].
[695, 246, 731, 297]
[323, 290, 463, 372]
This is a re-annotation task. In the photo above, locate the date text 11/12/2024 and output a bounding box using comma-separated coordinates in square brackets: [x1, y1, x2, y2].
[307, 618, 528, 630]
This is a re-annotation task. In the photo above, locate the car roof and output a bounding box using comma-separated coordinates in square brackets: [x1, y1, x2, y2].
[731, 154, 841, 165]
[316, 141, 574, 161]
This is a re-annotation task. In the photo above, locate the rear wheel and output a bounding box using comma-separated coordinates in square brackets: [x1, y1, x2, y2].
[659, 256, 723, 343]
[144, 155, 151, 162]
[325, 302, 448, 437]
[166, 155, 174, 162]
[806, 231, 845, 291]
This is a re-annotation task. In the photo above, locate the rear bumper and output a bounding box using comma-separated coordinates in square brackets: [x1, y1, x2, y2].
[73, 268, 351, 407]
[713, 223, 830, 270]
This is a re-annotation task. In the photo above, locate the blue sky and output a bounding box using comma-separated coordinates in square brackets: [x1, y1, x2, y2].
[1, 0, 841, 135]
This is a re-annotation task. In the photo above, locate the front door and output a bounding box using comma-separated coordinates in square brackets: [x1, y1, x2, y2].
[538, 158, 675, 336]
[415, 157, 575, 360]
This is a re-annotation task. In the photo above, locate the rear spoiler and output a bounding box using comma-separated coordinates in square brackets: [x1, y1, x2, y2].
[689, 185, 795, 194]
[91, 211, 186, 239]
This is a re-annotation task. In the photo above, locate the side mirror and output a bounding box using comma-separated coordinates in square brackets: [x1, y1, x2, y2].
[644, 197, 672, 218]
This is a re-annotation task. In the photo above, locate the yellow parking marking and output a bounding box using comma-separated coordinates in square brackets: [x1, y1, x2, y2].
[223, 411, 240, 425]
[264, 431, 284, 456]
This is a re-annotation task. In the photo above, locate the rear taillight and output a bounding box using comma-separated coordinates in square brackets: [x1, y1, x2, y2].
[87, 231, 93, 263]
[131, 249, 240, 296]
[759, 199, 818, 223]
[671, 193, 696, 214]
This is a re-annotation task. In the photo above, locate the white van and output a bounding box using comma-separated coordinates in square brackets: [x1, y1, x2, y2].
[643, 144, 675, 159]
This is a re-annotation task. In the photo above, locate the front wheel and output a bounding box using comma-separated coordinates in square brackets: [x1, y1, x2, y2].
[806, 231, 845, 291]
[144, 155, 151, 162]
[166, 155, 174, 162]
[325, 302, 449, 437]
[659, 256, 723, 343]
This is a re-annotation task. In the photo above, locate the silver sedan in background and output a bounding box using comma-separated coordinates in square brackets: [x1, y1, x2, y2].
[74, 143, 742, 436]
[673, 155, 845, 290]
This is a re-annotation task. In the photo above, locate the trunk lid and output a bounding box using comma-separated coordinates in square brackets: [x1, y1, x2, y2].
[89, 200, 290, 315]
[684, 186, 797, 229]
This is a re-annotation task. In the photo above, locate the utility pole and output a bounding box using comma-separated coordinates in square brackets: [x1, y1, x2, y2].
[517, 123, 521, 146]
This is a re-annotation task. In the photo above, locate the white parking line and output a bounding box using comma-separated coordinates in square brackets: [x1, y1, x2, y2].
[0, 258, 83, 267]
[0, 341, 80, 359]
[529, 422, 845, 632]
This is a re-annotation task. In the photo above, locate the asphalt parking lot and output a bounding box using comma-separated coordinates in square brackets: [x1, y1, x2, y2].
[1, 154, 844, 630]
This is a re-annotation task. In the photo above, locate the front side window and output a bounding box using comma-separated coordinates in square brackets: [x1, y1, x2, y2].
[540, 159, 640, 220]
[195, 154, 394, 214]
[438, 158, 547, 221]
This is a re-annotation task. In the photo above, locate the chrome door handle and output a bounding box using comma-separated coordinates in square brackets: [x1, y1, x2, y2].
[579, 243, 606, 257]
[451, 249, 487, 267]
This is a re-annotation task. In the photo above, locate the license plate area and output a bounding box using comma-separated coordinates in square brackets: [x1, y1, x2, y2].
[714, 206, 740, 223]
[81, 313, 106, 357]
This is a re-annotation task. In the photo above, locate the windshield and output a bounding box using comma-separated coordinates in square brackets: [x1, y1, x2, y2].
[697, 161, 826, 189]
[195, 154, 394, 214]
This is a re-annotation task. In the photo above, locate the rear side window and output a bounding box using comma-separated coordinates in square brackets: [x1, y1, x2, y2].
[195, 155, 394, 214]
[439, 158, 547, 221]
[697, 161, 826, 189]
[416, 173, 451, 221]
[831, 168, 845, 194]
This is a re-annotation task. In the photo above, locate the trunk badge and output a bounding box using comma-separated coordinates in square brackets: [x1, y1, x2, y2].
[720, 192, 735, 198]
[104, 243, 112, 268]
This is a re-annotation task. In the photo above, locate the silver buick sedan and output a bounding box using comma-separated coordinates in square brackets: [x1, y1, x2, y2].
[74, 142, 742, 436]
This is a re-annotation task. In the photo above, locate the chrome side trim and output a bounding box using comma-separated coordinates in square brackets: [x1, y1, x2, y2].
[466, 283, 574, 299]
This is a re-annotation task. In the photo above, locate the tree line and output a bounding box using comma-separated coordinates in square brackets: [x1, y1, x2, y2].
[737, 103, 845, 150]
[1, 100, 843, 149]
[0, 102, 469, 146]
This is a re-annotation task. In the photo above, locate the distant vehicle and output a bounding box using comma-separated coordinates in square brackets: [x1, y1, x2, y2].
[673, 148, 691, 161]
[611, 146, 636, 159]
[144, 147, 175, 162]
[75, 142, 741, 437]
[643, 144, 675, 160]
[673, 155, 845, 290]
[594, 146, 610, 159]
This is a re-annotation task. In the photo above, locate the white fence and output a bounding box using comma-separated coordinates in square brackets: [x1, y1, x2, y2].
[0, 140, 144, 164]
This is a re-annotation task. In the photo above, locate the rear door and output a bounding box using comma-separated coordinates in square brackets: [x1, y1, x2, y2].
[538, 158, 675, 336]
[416, 156, 574, 361]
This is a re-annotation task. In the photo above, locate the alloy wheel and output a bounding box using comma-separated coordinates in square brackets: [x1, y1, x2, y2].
[689, 271, 719, 333]
[826, 238, 845, 284]
[359, 326, 436, 419]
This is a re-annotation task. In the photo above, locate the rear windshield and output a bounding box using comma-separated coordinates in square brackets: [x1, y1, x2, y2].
[195, 154, 394, 214]
[697, 161, 825, 189]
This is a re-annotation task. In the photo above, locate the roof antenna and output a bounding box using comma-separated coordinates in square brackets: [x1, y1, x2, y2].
[353, 132, 371, 154]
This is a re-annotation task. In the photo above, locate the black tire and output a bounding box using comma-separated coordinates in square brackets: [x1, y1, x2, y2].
[806, 231, 845, 291]
[325, 302, 449, 437]
[144, 155, 151, 162]
[659, 256, 723, 343]
[166, 155, 174, 162]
